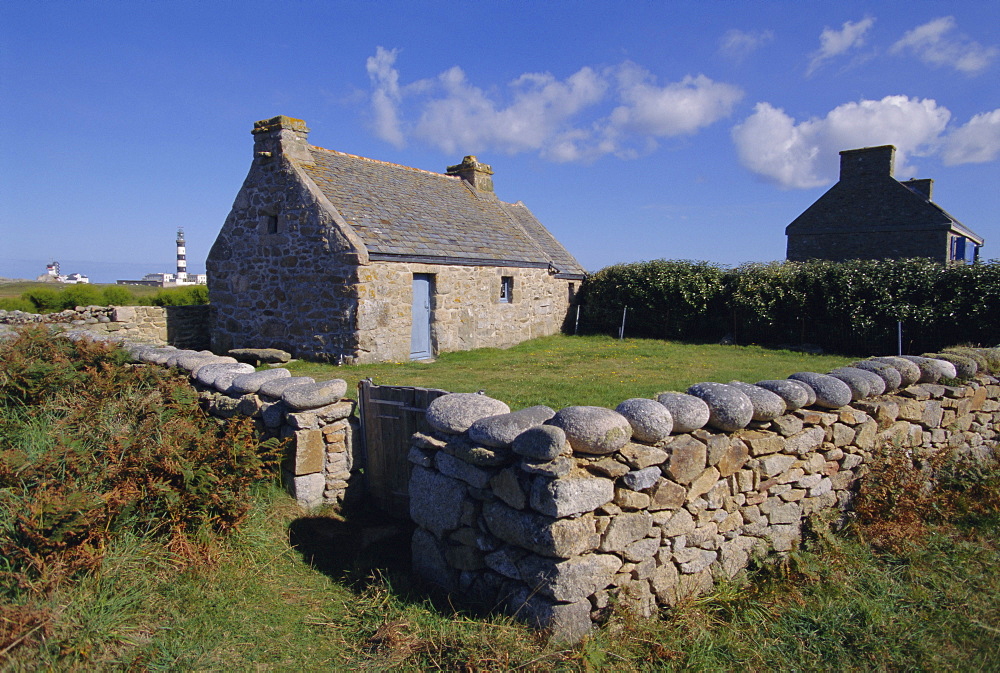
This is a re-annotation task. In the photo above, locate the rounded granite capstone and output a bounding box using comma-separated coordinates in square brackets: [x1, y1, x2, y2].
[282, 379, 348, 411]
[194, 362, 256, 387]
[851, 360, 902, 391]
[686, 382, 754, 432]
[258, 376, 316, 399]
[547, 406, 633, 455]
[190, 356, 239, 376]
[827, 367, 886, 400]
[615, 398, 674, 444]
[512, 424, 568, 460]
[655, 392, 710, 433]
[175, 352, 219, 373]
[468, 405, 555, 448]
[229, 367, 292, 395]
[753, 379, 810, 411]
[787, 372, 852, 409]
[871, 356, 923, 386]
[924, 352, 977, 379]
[898, 356, 956, 383]
[727, 381, 786, 421]
[426, 393, 511, 435]
[141, 347, 179, 365]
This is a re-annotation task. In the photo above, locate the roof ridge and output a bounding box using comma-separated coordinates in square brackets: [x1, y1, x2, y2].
[308, 145, 459, 180]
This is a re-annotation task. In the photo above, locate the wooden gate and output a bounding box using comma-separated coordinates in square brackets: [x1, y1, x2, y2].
[358, 379, 448, 518]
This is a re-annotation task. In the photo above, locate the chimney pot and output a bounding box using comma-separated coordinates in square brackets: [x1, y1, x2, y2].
[446, 155, 495, 193]
[839, 145, 896, 182]
[252, 115, 312, 162]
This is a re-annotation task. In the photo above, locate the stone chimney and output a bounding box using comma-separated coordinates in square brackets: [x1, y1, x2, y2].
[839, 145, 895, 182]
[251, 115, 312, 162]
[446, 155, 494, 193]
[901, 178, 933, 200]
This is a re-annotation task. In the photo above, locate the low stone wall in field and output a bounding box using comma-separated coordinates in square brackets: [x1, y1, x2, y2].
[0, 304, 212, 349]
[406, 350, 1000, 642]
[122, 343, 361, 507]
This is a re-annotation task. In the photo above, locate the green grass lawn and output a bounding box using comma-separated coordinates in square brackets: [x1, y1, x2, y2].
[286, 334, 857, 410]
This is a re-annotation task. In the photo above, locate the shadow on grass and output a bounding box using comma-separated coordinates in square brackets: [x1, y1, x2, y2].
[288, 508, 416, 593]
[287, 508, 512, 623]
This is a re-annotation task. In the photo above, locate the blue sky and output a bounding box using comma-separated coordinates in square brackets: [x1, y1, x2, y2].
[2, 1, 998, 282]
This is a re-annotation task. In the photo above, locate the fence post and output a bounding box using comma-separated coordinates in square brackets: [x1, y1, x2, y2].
[619, 307, 627, 340]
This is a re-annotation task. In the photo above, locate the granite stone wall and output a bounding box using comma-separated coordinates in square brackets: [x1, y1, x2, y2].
[121, 342, 362, 507]
[356, 261, 575, 363]
[406, 351, 1000, 642]
[1, 305, 171, 343]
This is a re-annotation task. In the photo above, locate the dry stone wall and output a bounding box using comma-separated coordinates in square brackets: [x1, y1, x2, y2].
[407, 349, 1000, 642]
[121, 342, 361, 507]
[0, 305, 173, 343]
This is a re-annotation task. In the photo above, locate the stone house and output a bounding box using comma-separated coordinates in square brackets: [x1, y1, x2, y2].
[786, 145, 985, 263]
[207, 116, 586, 363]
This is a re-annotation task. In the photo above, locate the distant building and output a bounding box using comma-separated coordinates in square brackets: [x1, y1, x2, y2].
[117, 228, 207, 286]
[36, 261, 90, 284]
[786, 145, 985, 264]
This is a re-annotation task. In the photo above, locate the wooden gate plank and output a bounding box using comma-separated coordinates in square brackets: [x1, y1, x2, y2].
[359, 381, 449, 518]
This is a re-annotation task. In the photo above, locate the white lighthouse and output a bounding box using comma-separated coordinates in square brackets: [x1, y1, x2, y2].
[176, 227, 188, 282]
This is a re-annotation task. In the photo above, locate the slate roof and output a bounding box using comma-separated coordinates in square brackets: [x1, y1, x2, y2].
[300, 146, 586, 277]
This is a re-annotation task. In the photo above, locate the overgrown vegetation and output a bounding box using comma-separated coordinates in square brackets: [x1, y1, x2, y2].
[0, 328, 278, 658]
[0, 283, 208, 312]
[1, 330, 997, 668]
[581, 258, 1000, 354]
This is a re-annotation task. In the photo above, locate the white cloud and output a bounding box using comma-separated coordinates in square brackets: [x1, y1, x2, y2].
[943, 109, 1000, 164]
[891, 16, 998, 75]
[807, 17, 875, 75]
[610, 69, 744, 138]
[365, 49, 742, 163]
[718, 28, 774, 62]
[732, 96, 951, 188]
[365, 46, 405, 147]
[413, 65, 607, 155]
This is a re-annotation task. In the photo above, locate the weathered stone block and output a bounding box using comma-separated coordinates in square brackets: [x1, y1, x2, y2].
[664, 434, 707, 484]
[687, 466, 721, 502]
[286, 429, 325, 475]
[410, 466, 467, 537]
[648, 477, 687, 511]
[530, 473, 615, 518]
[482, 501, 599, 558]
[600, 511, 653, 552]
[716, 439, 749, 476]
[518, 553, 623, 602]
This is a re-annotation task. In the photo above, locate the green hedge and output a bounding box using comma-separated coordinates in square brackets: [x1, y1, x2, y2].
[578, 259, 1000, 355]
[0, 284, 209, 313]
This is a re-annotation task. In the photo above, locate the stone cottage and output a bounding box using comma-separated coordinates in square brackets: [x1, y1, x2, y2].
[785, 145, 985, 263]
[207, 116, 586, 363]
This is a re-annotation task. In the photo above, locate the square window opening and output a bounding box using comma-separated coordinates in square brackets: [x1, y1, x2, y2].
[500, 276, 514, 303]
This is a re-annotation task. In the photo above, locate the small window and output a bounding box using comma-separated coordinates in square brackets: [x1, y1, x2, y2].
[261, 212, 279, 234]
[568, 282, 576, 304]
[499, 276, 513, 303]
[952, 236, 970, 263]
